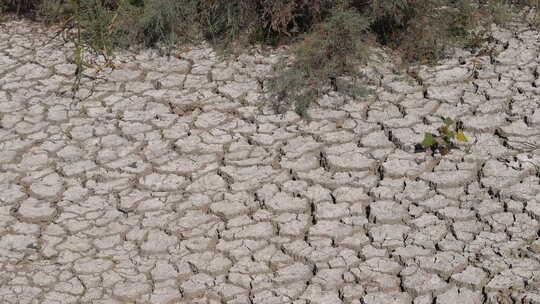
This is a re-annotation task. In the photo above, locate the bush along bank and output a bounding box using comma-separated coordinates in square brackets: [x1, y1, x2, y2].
[0, 0, 536, 116]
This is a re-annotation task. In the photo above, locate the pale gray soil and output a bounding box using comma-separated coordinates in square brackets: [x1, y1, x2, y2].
[0, 18, 539, 304]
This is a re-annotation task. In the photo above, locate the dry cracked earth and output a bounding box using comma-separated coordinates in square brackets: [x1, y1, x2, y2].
[1, 17, 540, 304]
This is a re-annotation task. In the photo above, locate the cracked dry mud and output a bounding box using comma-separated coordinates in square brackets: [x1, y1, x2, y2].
[0, 18, 540, 304]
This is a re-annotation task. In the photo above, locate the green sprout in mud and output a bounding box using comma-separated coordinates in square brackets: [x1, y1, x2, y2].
[416, 117, 469, 155]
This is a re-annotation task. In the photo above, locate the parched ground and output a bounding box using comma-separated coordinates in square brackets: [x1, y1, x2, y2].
[0, 18, 540, 304]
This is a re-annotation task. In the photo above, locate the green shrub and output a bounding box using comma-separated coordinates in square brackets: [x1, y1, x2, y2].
[266, 6, 371, 117]
[264, 0, 486, 117]
[447, 0, 480, 37]
[196, 0, 258, 47]
[0, 1, 520, 63]
[77, 0, 117, 56]
[126, 0, 195, 49]
[195, 0, 344, 47]
[18, 0, 351, 51]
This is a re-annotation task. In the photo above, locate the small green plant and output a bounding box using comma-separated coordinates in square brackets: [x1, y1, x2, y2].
[416, 118, 469, 155]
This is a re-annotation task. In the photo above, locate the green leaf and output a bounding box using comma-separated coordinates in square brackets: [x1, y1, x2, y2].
[421, 133, 437, 147]
[456, 129, 468, 142]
